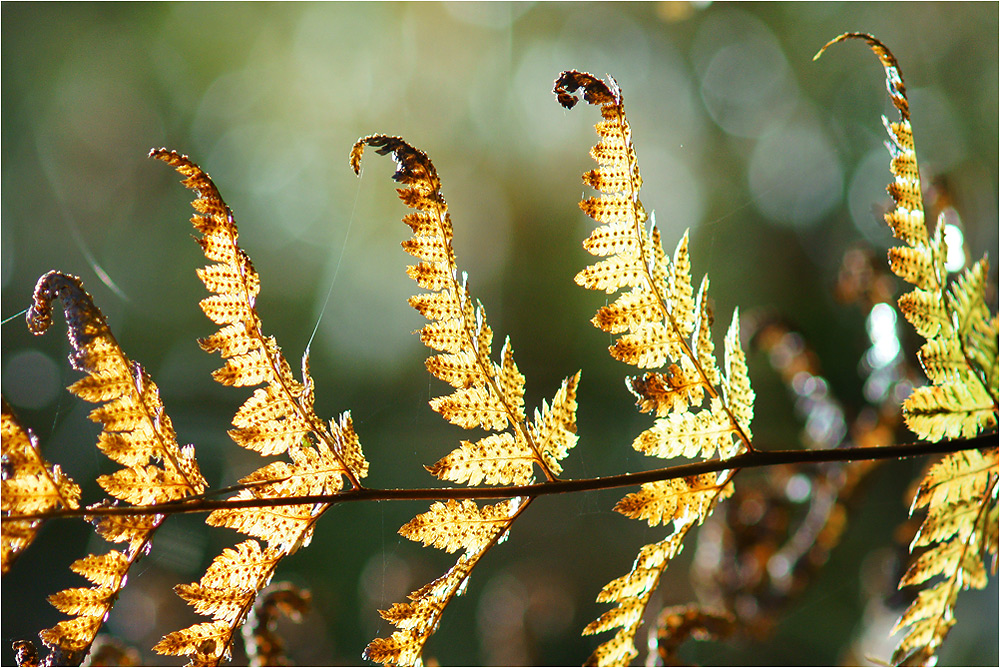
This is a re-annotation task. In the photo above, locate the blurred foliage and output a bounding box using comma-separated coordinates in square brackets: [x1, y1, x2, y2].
[2, 2, 996, 665]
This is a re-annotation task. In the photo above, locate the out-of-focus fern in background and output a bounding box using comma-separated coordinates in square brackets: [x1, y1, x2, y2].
[2, 3, 996, 665]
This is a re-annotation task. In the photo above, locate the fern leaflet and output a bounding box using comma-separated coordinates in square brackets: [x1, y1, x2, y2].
[2, 398, 81, 575]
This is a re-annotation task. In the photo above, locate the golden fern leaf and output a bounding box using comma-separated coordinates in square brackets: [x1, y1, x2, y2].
[363, 498, 527, 668]
[1, 398, 81, 574]
[581, 533, 687, 666]
[614, 474, 734, 528]
[352, 135, 580, 666]
[154, 539, 285, 662]
[817, 33, 999, 666]
[399, 499, 519, 554]
[151, 149, 369, 665]
[556, 70, 754, 666]
[554, 72, 754, 452]
[20, 271, 206, 661]
[364, 554, 479, 666]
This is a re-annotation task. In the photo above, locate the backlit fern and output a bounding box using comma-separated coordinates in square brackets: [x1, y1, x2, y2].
[1, 32, 995, 668]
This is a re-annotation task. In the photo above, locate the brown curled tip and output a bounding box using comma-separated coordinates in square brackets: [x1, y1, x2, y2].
[350, 135, 439, 188]
[553, 70, 619, 109]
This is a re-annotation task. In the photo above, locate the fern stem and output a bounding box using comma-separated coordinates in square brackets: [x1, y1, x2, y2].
[9, 433, 994, 521]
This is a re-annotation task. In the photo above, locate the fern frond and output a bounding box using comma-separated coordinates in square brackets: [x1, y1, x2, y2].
[817, 33, 999, 666]
[1, 398, 81, 574]
[18, 271, 206, 661]
[241, 583, 311, 667]
[557, 70, 754, 665]
[554, 71, 751, 453]
[364, 554, 478, 666]
[362, 497, 527, 667]
[151, 150, 368, 665]
[352, 135, 580, 665]
[581, 533, 687, 667]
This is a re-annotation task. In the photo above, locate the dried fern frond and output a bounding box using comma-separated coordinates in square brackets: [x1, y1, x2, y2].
[352, 135, 580, 666]
[150, 150, 368, 665]
[556, 70, 754, 666]
[2, 398, 81, 575]
[241, 582, 311, 668]
[20, 271, 205, 663]
[653, 605, 736, 665]
[817, 33, 999, 666]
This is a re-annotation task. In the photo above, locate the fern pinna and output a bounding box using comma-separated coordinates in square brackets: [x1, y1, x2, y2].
[817, 34, 998, 666]
[149, 150, 368, 665]
[350, 135, 581, 666]
[553, 70, 755, 666]
[9, 271, 207, 665]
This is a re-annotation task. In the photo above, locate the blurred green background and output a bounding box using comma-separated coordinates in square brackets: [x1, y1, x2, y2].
[2, 2, 997, 665]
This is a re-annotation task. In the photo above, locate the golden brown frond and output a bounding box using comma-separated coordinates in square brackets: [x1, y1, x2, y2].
[352, 135, 580, 665]
[150, 149, 366, 478]
[557, 70, 754, 664]
[155, 540, 283, 664]
[2, 398, 81, 574]
[582, 534, 686, 666]
[242, 583, 311, 668]
[160, 430, 362, 666]
[818, 33, 998, 666]
[363, 555, 478, 666]
[21, 271, 205, 661]
[653, 606, 737, 665]
[151, 149, 368, 665]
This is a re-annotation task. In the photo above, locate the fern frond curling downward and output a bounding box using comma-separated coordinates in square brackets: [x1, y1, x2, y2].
[353, 134, 581, 665]
[818, 32, 998, 667]
[556, 69, 756, 666]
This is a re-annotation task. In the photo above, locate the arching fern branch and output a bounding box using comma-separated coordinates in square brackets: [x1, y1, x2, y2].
[149, 150, 368, 666]
[817, 33, 998, 667]
[554, 71, 754, 666]
[15, 271, 206, 665]
[351, 136, 580, 666]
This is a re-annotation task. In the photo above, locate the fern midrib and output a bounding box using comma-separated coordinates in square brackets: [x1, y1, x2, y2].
[607, 102, 753, 455]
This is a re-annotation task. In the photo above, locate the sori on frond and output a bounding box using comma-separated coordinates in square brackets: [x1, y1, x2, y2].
[350, 135, 581, 666]
[148, 150, 368, 666]
[553, 70, 754, 666]
[816, 33, 998, 667]
[4, 271, 206, 665]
